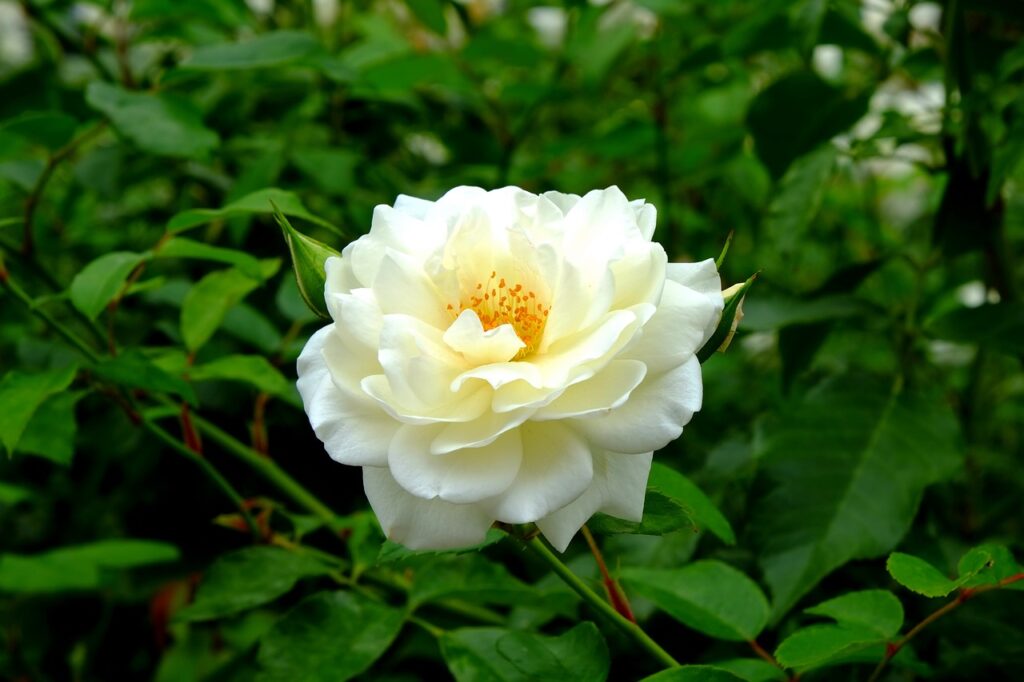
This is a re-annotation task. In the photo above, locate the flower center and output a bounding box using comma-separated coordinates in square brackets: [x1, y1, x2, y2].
[447, 270, 549, 360]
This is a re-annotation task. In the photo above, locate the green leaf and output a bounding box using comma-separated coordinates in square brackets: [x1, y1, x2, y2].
[177, 547, 332, 622]
[441, 622, 610, 682]
[189, 354, 298, 405]
[0, 111, 78, 150]
[703, 659, 786, 682]
[762, 146, 836, 253]
[15, 390, 84, 465]
[649, 462, 736, 544]
[0, 481, 33, 507]
[69, 251, 150, 320]
[804, 590, 903, 639]
[85, 82, 219, 158]
[167, 187, 339, 235]
[406, 553, 534, 609]
[0, 540, 179, 594]
[926, 302, 1024, 355]
[774, 624, 881, 672]
[751, 378, 963, 620]
[0, 365, 77, 456]
[290, 147, 359, 195]
[746, 71, 870, 178]
[182, 30, 321, 70]
[156, 237, 265, 279]
[406, 0, 447, 34]
[622, 561, 770, 641]
[886, 552, 959, 597]
[698, 273, 756, 363]
[257, 590, 405, 682]
[741, 294, 867, 331]
[180, 263, 279, 352]
[957, 544, 1022, 588]
[92, 350, 197, 405]
[640, 666, 748, 682]
[587, 489, 695, 536]
[275, 209, 340, 320]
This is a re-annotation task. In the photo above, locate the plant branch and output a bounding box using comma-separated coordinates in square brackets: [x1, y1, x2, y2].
[518, 534, 679, 670]
[22, 122, 106, 256]
[138, 411, 261, 540]
[867, 573, 1024, 682]
[580, 525, 636, 623]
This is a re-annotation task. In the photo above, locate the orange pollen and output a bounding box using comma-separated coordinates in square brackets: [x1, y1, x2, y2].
[451, 272, 549, 360]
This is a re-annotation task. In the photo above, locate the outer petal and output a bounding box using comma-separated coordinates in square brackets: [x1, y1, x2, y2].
[569, 355, 703, 455]
[364, 467, 494, 550]
[536, 450, 653, 552]
[296, 326, 396, 466]
[485, 421, 594, 524]
[666, 258, 724, 346]
[389, 424, 523, 504]
[622, 278, 721, 375]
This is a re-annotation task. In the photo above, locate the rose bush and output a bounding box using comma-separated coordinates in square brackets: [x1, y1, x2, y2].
[297, 186, 723, 551]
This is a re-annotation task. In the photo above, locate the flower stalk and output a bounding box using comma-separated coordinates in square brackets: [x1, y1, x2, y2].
[518, 534, 680, 670]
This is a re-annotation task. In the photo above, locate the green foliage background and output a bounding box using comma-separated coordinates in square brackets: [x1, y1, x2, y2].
[1, 0, 1023, 680]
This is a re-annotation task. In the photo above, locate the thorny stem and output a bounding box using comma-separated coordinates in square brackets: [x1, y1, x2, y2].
[519, 534, 680, 670]
[867, 573, 1024, 682]
[580, 525, 636, 623]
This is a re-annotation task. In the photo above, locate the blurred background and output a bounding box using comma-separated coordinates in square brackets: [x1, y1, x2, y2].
[1, 0, 1022, 680]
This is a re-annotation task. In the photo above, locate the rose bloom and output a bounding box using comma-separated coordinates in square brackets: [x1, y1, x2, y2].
[297, 187, 723, 551]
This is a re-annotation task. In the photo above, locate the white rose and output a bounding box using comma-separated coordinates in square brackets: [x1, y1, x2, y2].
[296, 186, 723, 551]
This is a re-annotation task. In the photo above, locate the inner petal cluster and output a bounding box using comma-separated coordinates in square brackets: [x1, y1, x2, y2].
[447, 270, 550, 360]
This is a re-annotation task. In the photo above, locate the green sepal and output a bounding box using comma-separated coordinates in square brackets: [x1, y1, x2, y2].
[274, 203, 341, 321]
[697, 273, 757, 364]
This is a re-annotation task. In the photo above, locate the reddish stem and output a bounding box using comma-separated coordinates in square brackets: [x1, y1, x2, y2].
[581, 525, 636, 623]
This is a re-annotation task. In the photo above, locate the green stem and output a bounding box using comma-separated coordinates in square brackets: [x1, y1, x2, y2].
[138, 413, 261, 540]
[521, 535, 680, 669]
[3, 268, 337, 539]
[166, 399, 346, 532]
[1, 272, 102, 362]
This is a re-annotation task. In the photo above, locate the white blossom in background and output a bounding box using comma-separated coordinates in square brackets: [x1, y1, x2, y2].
[405, 133, 450, 166]
[527, 7, 567, 49]
[312, 0, 339, 27]
[813, 45, 843, 82]
[297, 187, 723, 551]
[246, 0, 274, 17]
[0, 1, 32, 68]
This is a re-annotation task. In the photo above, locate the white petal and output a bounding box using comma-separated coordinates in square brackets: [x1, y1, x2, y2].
[630, 199, 657, 241]
[443, 310, 525, 365]
[535, 359, 647, 420]
[541, 190, 582, 216]
[377, 314, 466, 410]
[389, 424, 522, 504]
[363, 467, 494, 550]
[622, 278, 720, 374]
[611, 242, 667, 309]
[372, 250, 450, 329]
[296, 326, 396, 466]
[393, 194, 434, 219]
[666, 258, 724, 346]
[324, 255, 360, 296]
[430, 406, 533, 454]
[486, 421, 593, 524]
[536, 450, 653, 552]
[569, 355, 703, 454]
